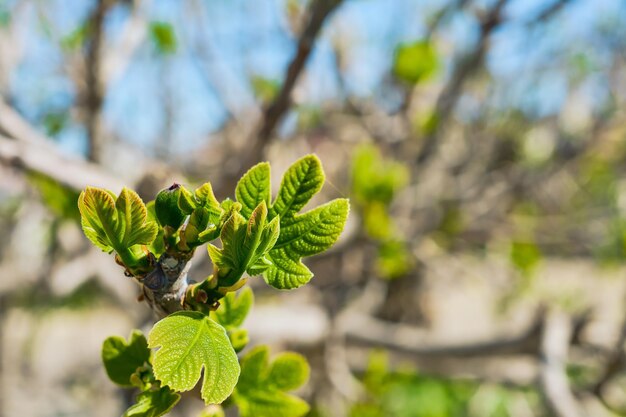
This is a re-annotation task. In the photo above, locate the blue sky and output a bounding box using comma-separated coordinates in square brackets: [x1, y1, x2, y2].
[6, 0, 625, 156]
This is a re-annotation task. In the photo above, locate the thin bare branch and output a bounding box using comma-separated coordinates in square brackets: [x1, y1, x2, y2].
[540, 309, 585, 417]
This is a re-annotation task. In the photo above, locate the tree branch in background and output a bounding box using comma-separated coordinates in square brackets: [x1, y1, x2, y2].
[540, 309, 585, 417]
[0, 134, 123, 192]
[102, 0, 151, 88]
[85, 0, 114, 163]
[414, 0, 508, 168]
[249, 0, 342, 158]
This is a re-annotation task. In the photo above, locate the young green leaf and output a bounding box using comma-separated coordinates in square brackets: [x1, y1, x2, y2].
[102, 330, 151, 387]
[78, 186, 121, 251]
[117, 187, 159, 247]
[269, 155, 324, 222]
[123, 386, 180, 417]
[208, 202, 279, 287]
[236, 162, 271, 218]
[264, 199, 349, 289]
[195, 182, 223, 223]
[148, 311, 240, 404]
[234, 155, 349, 289]
[146, 201, 166, 257]
[79, 187, 157, 253]
[212, 287, 254, 329]
[233, 346, 310, 417]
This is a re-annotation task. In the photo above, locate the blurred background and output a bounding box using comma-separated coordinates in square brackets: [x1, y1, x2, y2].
[1, 0, 626, 416]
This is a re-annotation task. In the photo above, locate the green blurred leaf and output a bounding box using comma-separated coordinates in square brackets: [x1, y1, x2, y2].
[42, 111, 69, 136]
[212, 287, 254, 329]
[233, 346, 310, 417]
[393, 40, 439, 85]
[351, 144, 409, 207]
[149, 22, 177, 54]
[148, 311, 240, 404]
[376, 240, 413, 280]
[102, 330, 151, 387]
[61, 23, 88, 50]
[251, 76, 281, 103]
[29, 173, 80, 221]
[510, 240, 542, 277]
[123, 386, 180, 417]
[266, 352, 310, 391]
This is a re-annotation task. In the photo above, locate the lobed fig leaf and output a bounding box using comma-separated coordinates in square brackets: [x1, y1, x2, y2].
[235, 155, 349, 289]
[102, 330, 151, 387]
[148, 311, 240, 404]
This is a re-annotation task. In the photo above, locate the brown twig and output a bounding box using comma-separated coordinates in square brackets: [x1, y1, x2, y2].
[85, 0, 113, 163]
[232, 0, 343, 178]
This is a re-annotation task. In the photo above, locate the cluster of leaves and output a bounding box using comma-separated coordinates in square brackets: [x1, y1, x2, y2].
[351, 144, 413, 279]
[350, 352, 541, 417]
[79, 155, 348, 417]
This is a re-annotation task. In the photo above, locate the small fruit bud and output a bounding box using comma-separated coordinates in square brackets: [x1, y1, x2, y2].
[155, 183, 186, 229]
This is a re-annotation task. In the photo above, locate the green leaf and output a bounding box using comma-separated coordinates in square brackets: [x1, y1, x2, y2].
[117, 187, 159, 247]
[264, 199, 349, 289]
[102, 330, 151, 387]
[79, 187, 157, 253]
[29, 172, 80, 221]
[123, 387, 180, 417]
[233, 346, 310, 417]
[266, 353, 310, 391]
[269, 155, 324, 222]
[393, 40, 439, 85]
[196, 182, 223, 224]
[178, 185, 197, 215]
[236, 162, 271, 218]
[251, 76, 281, 104]
[232, 155, 349, 289]
[149, 22, 177, 54]
[510, 240, 542, 277]
[212, 287, 254, 329]
[208, 202, 279, 287]
[78, 186, 122, 251]
[148, 311, 240, 404]
[146, 201, 165, 257]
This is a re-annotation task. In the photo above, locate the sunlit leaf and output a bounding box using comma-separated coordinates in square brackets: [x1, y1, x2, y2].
[234, 155, 349, 289]
[212, 287, 254, 329]
[148, 311, 240, 404]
